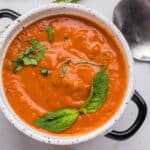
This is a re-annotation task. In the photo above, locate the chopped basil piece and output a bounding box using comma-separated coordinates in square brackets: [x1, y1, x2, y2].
[35, 51, 45, 63]
[12, 48, 36, 72]
[13, 39, 46, 73]
[60, 65, 67, 78]
[23, 57, 37, 66]
[12, 54, 24, 70]
[13, 64, 22, 73]
[24, 48, 36, 56]
[41, 25, 53, 44]
[12, 47, 45, 73]
[40, 67, 48, 76]
[47, 25, 53, 44]
[28, 39, 47, 51]
[76, 60, 104, 67]
[59, 59, 71, 78]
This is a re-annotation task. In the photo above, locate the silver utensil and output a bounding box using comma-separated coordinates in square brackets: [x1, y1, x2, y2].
[113, 0, 150, 62]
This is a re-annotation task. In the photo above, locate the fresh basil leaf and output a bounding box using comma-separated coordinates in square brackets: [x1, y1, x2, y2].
[60, 65, 67, 78]
[35, 51, 45, 63]
[34, 108, 79, 132]
[76, 60, 104, 67]
[80, 70, 108, 113]
[53, 0, 80, 3]
[28, 39, 47, 51]
[40, 67, 48, 76]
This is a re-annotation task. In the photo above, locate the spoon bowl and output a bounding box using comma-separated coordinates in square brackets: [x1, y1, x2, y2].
[113, 0, 150, 62]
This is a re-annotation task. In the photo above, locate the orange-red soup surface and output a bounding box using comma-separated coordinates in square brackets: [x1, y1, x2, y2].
[2, 15, 127, 136]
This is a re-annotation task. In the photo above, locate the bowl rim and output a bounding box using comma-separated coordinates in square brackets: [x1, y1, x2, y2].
[0, 3, 134, 145]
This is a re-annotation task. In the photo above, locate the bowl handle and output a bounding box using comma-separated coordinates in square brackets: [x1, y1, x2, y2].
[0, 9, 20, 20]
[105, 90, 147, 140]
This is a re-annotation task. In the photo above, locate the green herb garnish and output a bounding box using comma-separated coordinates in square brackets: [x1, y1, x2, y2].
[12, 47, 45, 73]
[34, 70, 108, 132]
[53, 0, 80, 3]
[23, 57, 38, 66]
[35, 51, 45, 63]
[12, 55, 23, 73]
[76, 60, 104, 67]
[12, 63, 22, 73]
[60, 59, 71, 78]
[60, 65, 67, 78]
[41, 25, 53, 44]
[47, 25, 53, 44]
[28, 39, 47, 51]
[80, 70, 108, 113]
[12, 48, 37, 73]
[41, 67, 48, 76]
[34, 108, 79, 132]
[12, 38, 47, 73]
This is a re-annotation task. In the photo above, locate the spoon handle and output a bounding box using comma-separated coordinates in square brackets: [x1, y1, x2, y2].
[132, 44, 150, 62]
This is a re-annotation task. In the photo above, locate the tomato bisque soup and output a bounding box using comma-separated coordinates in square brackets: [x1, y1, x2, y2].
[2, 15, 127, 136]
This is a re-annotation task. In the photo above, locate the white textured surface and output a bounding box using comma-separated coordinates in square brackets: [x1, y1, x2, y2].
[0, 0, 149, 150]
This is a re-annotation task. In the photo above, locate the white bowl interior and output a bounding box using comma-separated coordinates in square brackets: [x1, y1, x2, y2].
[0, 3, 134, 145]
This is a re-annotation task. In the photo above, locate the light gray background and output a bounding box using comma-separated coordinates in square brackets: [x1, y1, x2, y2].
[0, 0, 149, 150]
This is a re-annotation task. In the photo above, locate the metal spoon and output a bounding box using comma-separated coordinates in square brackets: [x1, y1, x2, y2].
[113, 0, 150, 62]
